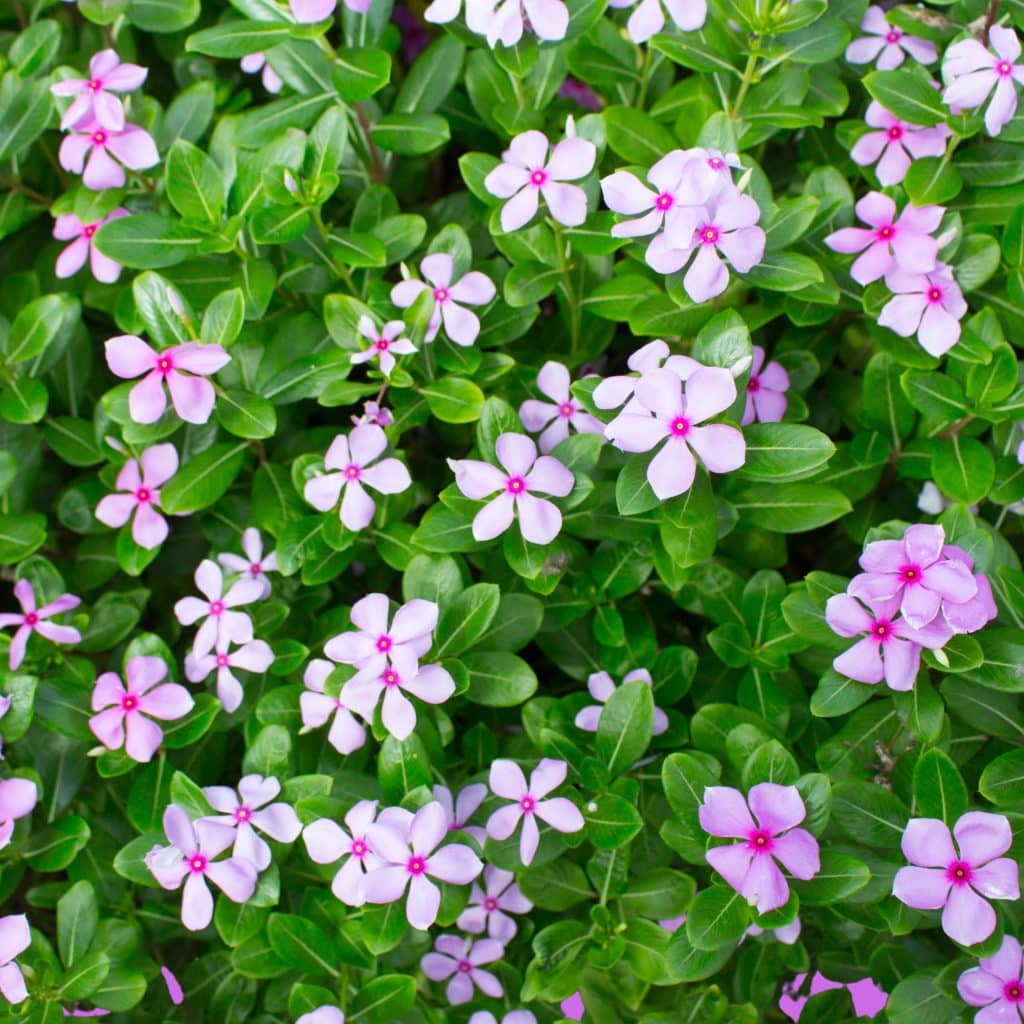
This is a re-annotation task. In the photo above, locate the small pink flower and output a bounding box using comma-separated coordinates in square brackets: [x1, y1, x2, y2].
[340, 658, 455, 742]
[434, 783, 488, 845]
[0, 580, 81, 671]
[943, 26, 1024, 137]
[472, 0, 568, 48]
[304, 800, 387, 906]
[89, 656, 193, 763]
[0, 915, 30, 1005]
[0, 778, 37, 851]
[958, 935, 1024, 1022]
[574, 668, 669, 735]
[95, 443, 178, 550]
[450, 432, 574, 545]
[606, 0, 705, 44]
[845, 6, 937, 69]
[484, 129, 595, 232]
[894, 812, 1019, 946]
[217, 528, 278, 599]
[239, 53, 282, 93]
[421, 935, 504, 1005]
[53, 208, 129, 283]
[58, 121, 159, 190]
[351, 317, 416, 377]
[300, 659, 367, 755]
[50, 49, 147, 131]
[185, 638, 274, 713]
[457, 866, 533, 941]
[173, 560, 264, 660]
[851, 102, 951, 186]
[201, 775, 301, 871]
[352, 400, 393, 427]
[742, 346, 789, 426]
[519, 361, 603, 453]
[390, 252, 495, 347]
[105, 335, 230, 425]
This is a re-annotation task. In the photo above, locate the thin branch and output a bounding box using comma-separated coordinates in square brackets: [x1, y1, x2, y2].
[982, 0, 1000, 44]
[354, 102, 386, 185]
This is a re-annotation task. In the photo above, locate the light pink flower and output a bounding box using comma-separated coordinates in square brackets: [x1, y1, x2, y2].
[0, 778, 37, 851]
[851, 102, 951, 186]
[352, 400, 393, 427]
[50, 49, 147, 131]
[421, 935, 504, 1005]
[89, 656, 193, 763]
[434, 783, 488, 845]
[58, 121, 159, 190]
[470, 0, 568, 48]
[297, 1009, 344, 1024]
[304, 424, 412, 532]
[742, 346, 788, 425]
[185, 639, 274, 714]
[845, 6, 937, 69]
[390, 253, 495, 347]
[0, 915, 30, 1005]
[825, 192, 943, 285]
[940, 543, 999, 635]
[605, 366, 745, 500]
[943, 26, 1024, 137]
[145, 805, 257, 932]
[519, 361, 603, 453]
[699, 784, 820, 914]
[450, 432, 574, 545]
[240, 53, 282, 93]
[574, 668, 668, 735]
[485, 130, 595, 232]
[53, 208, 128, 283]
[880, 264, 968, 357]
[217, 528, 278, 599]
[351, 316, 416, 377]
[893, 812, 1019, 947]
[592, 339, 697, 413]
[606, 0, 706, 44]
[362, 800, 483, 930]
[486, 758, 583, 867]
[0, 580, 80, 671]
[457, 865, 533, 941]
[95, 444, 178, 550]
[300, 659, 367, 755]
[173, 560, 264, 660]
[105, 335, 230, 425]
[958, 935, 1024, 1023]
[304, 800, 388, 906]
[201, 775, 301, 871]
[291, 0, 372, 20]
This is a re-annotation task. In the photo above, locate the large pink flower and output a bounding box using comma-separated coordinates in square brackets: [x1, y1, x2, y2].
[943, 26, 1024, 137]
[201, 775, 301, 871]
[851, 102, 950, 187]
[53, 208, 128, 283]
[58, 121, 159, 190]
[0, 580, 80, 671]
[845, 6, 937, 69]
[421, 935, 504, 1005]
[958, 936, 1024, 1023]
[878, 265, 967, 357]
[0, 915, 30, 1005]
[51, 49, 147, 131]
[519, 361, 603, 454]
[470, 0, 568, 48]
[304, 800, 392, 906]
[300, 659, 367, 755]
[95, 443, 178, 550]
[606, 0, 705, 44]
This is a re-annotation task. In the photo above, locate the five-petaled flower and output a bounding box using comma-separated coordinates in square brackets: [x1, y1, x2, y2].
[185, 638, 274, 713]
[201, 775, 301, 871]
[435, 783, 488, 845]
[519, 361, 603, 454]
[943, 26, 1024, 138]
[300, 659, 367, 755]
[58, 121, 159, 190]
[174, 560, 264, 660]
[958, 935, 1024, 1023]
[471, 0, 568, 49]
[53, 208, 128, 283]
[845, 6, 937, 69]
[421, 934, 505, 1005]
[0, 915, 31, 1005]
[217, 528, 278, 599]
[0, 579, 81, 671]
[851, 102, 951, 187]
[878, 265, 967, 357]
[574, 668, 669, 735]
[606, 0, 706, 44]
[95, 443, 179, 550]
[304, 799, 388, 906]
[742, 346, 789, 426]
[457, 865, 533, 941]
[352, 316, 416, 377]
[50, 49, 148, 131]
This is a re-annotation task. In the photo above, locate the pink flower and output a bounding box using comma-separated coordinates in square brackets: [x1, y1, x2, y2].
[173, 560, 264, 660]
[434, 783, 488, 845]
[606, 0, 706, 44]
[958, 935, 1024, 1022]
[145, 805, 257, 932]
[742, 346, 788, 425]
[879, 264, 968, 357]
[893, 812, 1019, 946]
[825, 192, 943, 285]
[240, 53, 282, 93]
[519, 361, 603, 453]
[291, 0, 372, 20]
[943, 26, 1024, 137]
[486, 758, 583, 866]
[304, 799, 388, 906]
[0, 915, 30, 1005]
[352, 400, 393, 427]
[217, 528, 278, 599]
[851, 102, 951, 186]
[105, 335, 230, 425]
[0, 778, 37, 850]
[298, 1009, 345, 1024]
[574, 668, 669, 735]
[95, 444, 178, 550]
[0, 580, 81, 671]
[592, 339, 696, 413]
[421, 935, 504, 1005]
[58, 121, 159, 190]
[940, 544, 999, 635]
[390, 253, 495, 347]
[185, 639, 274, 713]
[746, 919, 802, 945]
[457, 865, 533, 941]
[605, 366, 745, 500]
[362, 800, 483, 930]
[845, 6, 937, 69]
[561, 995, 585, 1022]
[300, 659, 367, 755]
[484, 130, 595, 232]
[53, 208, 128, 283]
[201, 775, 301, 871]
[50, 49, 147, 131]
[469, 0, 568, 48]
[304, 424, 412, 532]
[89, 656, 193, 763]
[698, 784, 820, 914]
[450, 432, 574, 545]
[351, 317, 416, 377]
[161, 966, 184, 1006]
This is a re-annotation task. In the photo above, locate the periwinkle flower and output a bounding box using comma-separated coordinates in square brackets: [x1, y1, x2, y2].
[468, 0, 568, 49]
[851, 102, 951, 187]
[185, 638, 274, 713]
[941, 544, 998, 634]
[0, 580, 81, 671]
[304, 800, 385, 906]
[434, 783, 488, 845]
[893, 812, 1019, 947]
[174, 560, 264, 660]
[290, 0, 371, 20]
[879, 265, 968, 357]
[518, 361, 603, 453]
[698, 784, 820, 914]
[351, 316, 416, 377]
[845, 6, 937, 69]
[300, 659, 367, 755]
[50, 49, 147, 131]
[201, 775, 301, 871]
[742, 346, 788, 426]
[574, 668, 669, 735]
[606, 0, 706, 44]
[95, 444, 178, 550]
[298, 1009, 345, 1024]
[457, 865, 533, 941]
[421, 935, 504, 1005]
[943, 26, 1024, 138]
[217, 528, 278, 599]
[958, 935, 1024, 1023]
[0, 778, 37, 851]
[353, 400, 393, 427]
[53, 208, 128, 283]
[592, 339, 696, 413]
[58, 121, 159, 190]
[0, 915, 30, 1004]
[240, 52, 282, 93]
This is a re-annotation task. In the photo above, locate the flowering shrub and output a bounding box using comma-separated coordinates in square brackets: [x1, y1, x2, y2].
[2, 0, 1024, 1022]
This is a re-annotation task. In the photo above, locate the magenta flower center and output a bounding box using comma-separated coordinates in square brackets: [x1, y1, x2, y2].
[530, 169, 548, 187]
[344, 464, 361, 480]
[209, 600, 224, 616]
[375, 338, 389, 351]
[558, 401, 575, 418]
[747, 829, 775, 854]
[433, 287, 449, 303]
[233, 806, 252, 824]
[1004, 981, 1024, 1002]
[997, 60, 1014, 76]
[927, 286, 943, 303]
[699, 225, 720, 245]
[351, 838, 367, 858]
[91, 130, 107, 145]
[747, 375, 761, 394]
[249, 562, 262, 575]
[406, 855, 427, 875]
[877, 225, 895, 241]
[899, 564, 921, 584]
[24, 612, 38, 626]
[520, 795, 536, 813]
[947, 860, 973, 886]
[84, 224, 97, 239]
[121, 694, 139, 711]
[655, 192, 674, 211]
[382, 669, 400, 688]
[135, 487, 151, 503]
[483, 897, 498, 911]
[885, 29, 901, 44]
[456, 959, 473, 973]
[708, 157, 725, 170]
[887, 125, 903, 141]
[189, 854, 207, 873]
[870, 618, 892, 641]
[376, 634, 392, 653]
[215, 654, 230, 668]
[157, 355, 173, 373]
[669, 416, 691, 438]
[88, 79, 103, 92]
[507, 475, 527, 495]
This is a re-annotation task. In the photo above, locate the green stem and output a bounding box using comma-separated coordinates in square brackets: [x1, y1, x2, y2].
[730, 44, 761, 119]
[550, 220, 581, 357]
[637, 47, 655, 110]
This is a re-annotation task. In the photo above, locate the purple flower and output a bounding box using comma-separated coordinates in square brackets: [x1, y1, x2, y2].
[297, 1009, 344, 1024]
[173, 560, 264, 660]
[240, 53, 282, 94]
[742, 346, 788, 426]
[0, 778, 37, 851]
[352, 400, 393, 427]
[362, 801, 483, 930]
[0, 915, 30, 1005]
[340, 659, 454, 742]
[457, 865, 533, 941]
[421, 935, 504, 1005]
[845, 6, 937, 69]
[893, 812, 1019, 946]
[145, 805, 258, 931]
[218, 528, 278, 599]
[89, 656, 193, 763]
[698, 784, 820, 914]
[304, 800, 389, 906]
[434, 783, 488, 845]
[574, 668, 669, 735]
[50, 49, 147, 131]
[958, 935, 1024, 1023]
[304, 425, 412, 531]
[605, 366, 745, 500]
[351, 316, 416, 377]
[185, 638, 274, 713]
[879, 265, 967, 357]
[161, 966, 184, 1005]
[53, 208, 128, 283]
[391, 253, 495, 347]
[519, 361, 603, 453]
[58, 121, 159, 190]
[201, 775, 301, 871]
[300, 659, 367, 755]
[486, 758, 584, 866]
[484, 130, 595, 232]
[851, 102, 951, 187]
[468, 0, 568, 48]
[0, 580, 81, 671]
[825, 192, 943, 285]
[940, 543, 999, 634]
[105, 335, 230, 425]
[943, 26, 1024, 138]
[561, 995, 585, 1022]
[606, 0, 706, 44]
[95, 444, 178, 550]
[450, 432, 574, 545]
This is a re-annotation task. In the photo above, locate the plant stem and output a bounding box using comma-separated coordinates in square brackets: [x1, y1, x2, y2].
[730, 43, 761, 119]
[354, 102, 386, 184]
[550, 220, 581, 356]
[983, 0, 1000, 44]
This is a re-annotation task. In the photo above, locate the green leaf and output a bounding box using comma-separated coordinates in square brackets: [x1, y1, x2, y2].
[128, 0, 199, 31]
[726, 483, 851, 532]
[165, 140, 225, 225]
[24, 815, 91, 871]
[798, 850, 871, 905]
[350, 975, 416, 1023]
[0, 78, 53, 162]
[519, 859, 593, 910]
[737, 424, 835, 482]
[931, 436, 995, 505]
[584, 793, 643, 849]
[0, 514, 47, 564]
[421, 377, 485, 423]
[333, 47, 392, 101]
[463, 651, 537, 706]
[744, 252, 823, 292]
[596, 679, 654, 777]
[863, 67, 948, 125]
[904, 157, 962, 205]
[0, 377, 48, 423]
[216, 389, 278, 439]
[980, 749, 1024, 808]
[832, 781, 908, 847]
[371, 113, 450, 155]
[187, 21, 292, 57]
[435, 583, 500, 658]
[57, 881, 99, 969]
[94, 215, 203, 269]
[913, 748, 968, 823]
[5, 294, 78, 363]
[685, 885, 749, 951]
[267, 914, 340, 977]
[616, 455, 661, 516]
[160, 443, 248, 514]
[393, 36, 464, 114]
